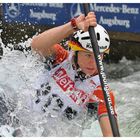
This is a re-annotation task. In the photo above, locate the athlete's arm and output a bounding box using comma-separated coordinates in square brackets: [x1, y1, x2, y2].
[31, 22, 75, 57]
[99, 115, 113, 136]
[31, 12, 97, 57]
[89, 85, 118, 137]
[99, 115, 119, 137]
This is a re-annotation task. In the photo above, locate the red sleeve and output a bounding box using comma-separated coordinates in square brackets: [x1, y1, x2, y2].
[89, 86, 117, 118]
[53, 44, 68, 65]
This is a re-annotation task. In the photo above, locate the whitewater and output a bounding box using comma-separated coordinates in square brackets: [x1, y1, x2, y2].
[0, 35, 140, 137]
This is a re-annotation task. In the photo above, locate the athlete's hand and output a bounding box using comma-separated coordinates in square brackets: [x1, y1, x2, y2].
[76, 12, 97, 32]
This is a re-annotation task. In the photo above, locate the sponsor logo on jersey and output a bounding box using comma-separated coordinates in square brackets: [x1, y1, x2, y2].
[52, 67, 88, 106]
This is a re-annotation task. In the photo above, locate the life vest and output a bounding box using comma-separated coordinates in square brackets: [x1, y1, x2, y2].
[30, 52, 103, 120]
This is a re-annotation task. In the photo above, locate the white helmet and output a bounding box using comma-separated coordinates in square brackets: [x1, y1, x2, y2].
[68, 24, 110, 54]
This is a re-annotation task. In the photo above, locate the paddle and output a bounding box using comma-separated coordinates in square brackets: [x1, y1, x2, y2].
[83, 3, 120, 137]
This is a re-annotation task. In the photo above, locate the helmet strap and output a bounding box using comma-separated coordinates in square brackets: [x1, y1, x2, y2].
[74, 51, 79, 68]
[73, 51, 91, 81]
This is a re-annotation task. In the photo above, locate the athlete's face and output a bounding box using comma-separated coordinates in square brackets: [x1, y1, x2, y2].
[77, 51, 103, 76]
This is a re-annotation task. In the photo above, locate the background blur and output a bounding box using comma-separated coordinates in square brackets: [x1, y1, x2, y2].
[1, 3, 140, 62]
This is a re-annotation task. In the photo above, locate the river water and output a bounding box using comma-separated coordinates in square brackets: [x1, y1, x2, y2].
[0, 36, 140, 137]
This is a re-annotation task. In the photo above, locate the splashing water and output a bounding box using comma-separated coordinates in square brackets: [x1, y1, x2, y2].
[0, 35, 140, 137]
[0, 37, 93, 137]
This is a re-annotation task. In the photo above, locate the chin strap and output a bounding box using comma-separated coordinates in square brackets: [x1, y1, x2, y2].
[73, 51, 91, 81]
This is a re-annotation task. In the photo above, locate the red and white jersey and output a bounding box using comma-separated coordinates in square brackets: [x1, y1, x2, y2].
[31, 44, 117, 120]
